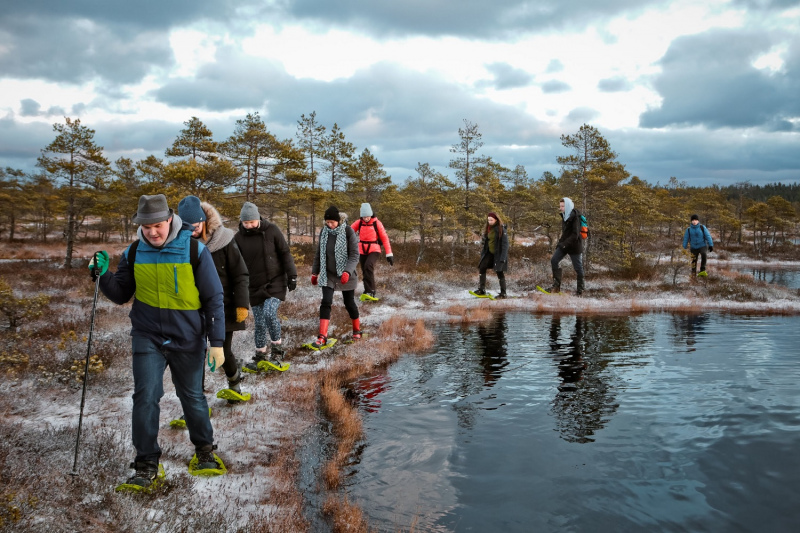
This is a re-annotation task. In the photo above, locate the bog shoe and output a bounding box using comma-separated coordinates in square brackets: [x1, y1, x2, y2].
[243, 351, 267, 373]
[311, 335, 328, 349]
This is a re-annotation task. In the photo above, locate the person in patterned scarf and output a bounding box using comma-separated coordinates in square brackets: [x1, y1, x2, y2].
[309, 205, 361, 348]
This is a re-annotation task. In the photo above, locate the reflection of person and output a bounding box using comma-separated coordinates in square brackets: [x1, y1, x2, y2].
[90, 194, 226, 489]
[178, 196, 249, 399]
[473, 212, 509, 299]
[674, 313, 709, 351]
[351, 202, 393, 302]
[547, 197, 584, 295]
[349, 373, 390, 413]
[682, 214, 713, 277]
[310, 206, 361, 348]
[549, 316, 585, 391]
[477, 313, 509, 387]
[234, 202, 298, 371]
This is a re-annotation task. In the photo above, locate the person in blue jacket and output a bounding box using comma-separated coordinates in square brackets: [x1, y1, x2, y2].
[89, 194, 227, 490]
[682, 214, 714, 277]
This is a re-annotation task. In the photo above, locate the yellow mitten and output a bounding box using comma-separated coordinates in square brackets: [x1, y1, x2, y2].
[236, 307, 249, 322]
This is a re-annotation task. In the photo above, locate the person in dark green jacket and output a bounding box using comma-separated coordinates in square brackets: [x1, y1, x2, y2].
[473, 212, 509, 299]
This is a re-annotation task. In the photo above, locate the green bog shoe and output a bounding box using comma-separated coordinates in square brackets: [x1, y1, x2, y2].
[216, 389, 252, 402]
[188, 452, 227, 477]
[115, 463, 165, 494]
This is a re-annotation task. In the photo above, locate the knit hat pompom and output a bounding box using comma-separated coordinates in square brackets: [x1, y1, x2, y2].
[240, 202, 260, 222]
[324, 205, 340, 221]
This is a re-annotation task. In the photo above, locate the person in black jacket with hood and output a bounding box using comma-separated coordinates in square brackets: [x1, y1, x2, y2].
[234, 202, 298, 372]
[178, 195, 250, 402]
[547, 197, 585, 295]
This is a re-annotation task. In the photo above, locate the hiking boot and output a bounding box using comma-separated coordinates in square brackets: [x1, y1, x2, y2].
[546, 285, 561, 294]
[495, 292, 507, 299]
[473, 288, 487, 296]
[270, 343, 285, 358]
[195, 446, 220, 471]
[125, 460, 159, 488]
[352, 330, 363, 340]
[311, 334, 328, 349]
[243, 351, 267, 373]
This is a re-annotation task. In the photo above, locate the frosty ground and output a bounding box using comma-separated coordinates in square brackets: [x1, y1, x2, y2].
[2, 242, 799, 532]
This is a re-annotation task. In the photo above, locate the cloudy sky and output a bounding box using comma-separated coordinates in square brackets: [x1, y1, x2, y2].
[1, 0, 799, 187]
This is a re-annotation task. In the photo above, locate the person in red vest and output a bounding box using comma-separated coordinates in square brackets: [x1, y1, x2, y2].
[351, 203, 393, 302]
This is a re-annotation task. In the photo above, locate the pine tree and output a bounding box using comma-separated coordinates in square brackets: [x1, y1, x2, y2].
[38, 118, 109, 268]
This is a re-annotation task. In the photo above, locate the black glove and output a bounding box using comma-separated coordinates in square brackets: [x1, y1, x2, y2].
[708, 246, 713, 253]
[288, 277, 297, 291]
[386, 255, 394, 266]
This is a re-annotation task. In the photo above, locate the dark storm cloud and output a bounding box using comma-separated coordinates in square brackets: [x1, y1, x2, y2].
[480, 63, 535, 90]
[0, 1, 257, 85]
[598, 76, 633, 92]
[541, 80, 571, 93]
[19, 99, 66, 118]
[640, 29, 800, 130]
[284, 0, 663, 39]
[608, 128, 800, 185]
[731, 0, 800, 10]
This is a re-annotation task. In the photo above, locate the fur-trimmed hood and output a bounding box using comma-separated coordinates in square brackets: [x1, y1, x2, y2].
[201, 202, 236, 253]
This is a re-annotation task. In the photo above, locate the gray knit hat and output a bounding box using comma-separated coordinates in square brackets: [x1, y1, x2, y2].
[177, 195, 206, 224]
[132, 194, 173, 225]
[360, 203, 373, 218]
[240, 202, 260, 222]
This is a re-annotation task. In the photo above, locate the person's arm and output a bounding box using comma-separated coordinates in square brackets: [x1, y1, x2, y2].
[345, 226, 360, 274]
[376, 220, 392, 256]
[682, 228, 689, 249]
[311, 229, 322, 276]
[195, 246, 225, 347]
[704, 226, 714, 248]
[228, 242, 250, 311]
[98, 247, 136, 304]
[274, 228, 297, 279]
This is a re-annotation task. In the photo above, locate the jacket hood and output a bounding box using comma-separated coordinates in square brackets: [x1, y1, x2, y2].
[562, 197, 575, 221]
[201, 202, 235, 253]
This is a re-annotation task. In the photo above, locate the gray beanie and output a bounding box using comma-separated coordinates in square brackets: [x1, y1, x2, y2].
[360, 203, 373, 217]
[240, 202, 260, 222]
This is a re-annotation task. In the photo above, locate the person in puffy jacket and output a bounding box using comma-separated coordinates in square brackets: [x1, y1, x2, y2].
[89, 194, 226, 489]
[473, 212, 509, 299]
[178, 195, 250, 400]
[234, 202, 297, 371]
[547, 197, 585, 295]
[310, 205, 360, 348]
[351, 202, 393, 302]
[682, 214, 714, 277]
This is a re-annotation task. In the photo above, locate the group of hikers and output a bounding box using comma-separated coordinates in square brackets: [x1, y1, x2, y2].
[88, 192, 711, 491]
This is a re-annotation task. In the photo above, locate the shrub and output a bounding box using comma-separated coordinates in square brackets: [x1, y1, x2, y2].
[0, 278, 51, 330]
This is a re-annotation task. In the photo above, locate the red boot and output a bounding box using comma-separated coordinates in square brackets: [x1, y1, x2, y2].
[312, 319, 330, 349]
[352, 318, 362, 340]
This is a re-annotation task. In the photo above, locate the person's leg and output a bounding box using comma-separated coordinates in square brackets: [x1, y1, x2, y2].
[313, 287, 335, 347]
[497, 271, 507, 297]
[362, 252, 380, 295]
[131, 336, 168, 463]
[698, 246, 708, 272]
[221, 330, 237, 379]
[342, 289, 361, 337]
[690, 249, 699, 275]
[262, 297, 285, 358]
[550, 247, 567, 291]
[569, 252, 585, 294]
[477, 253, 494, 293]
[167, 348, 214, 451]
[251, 300, 268, 353]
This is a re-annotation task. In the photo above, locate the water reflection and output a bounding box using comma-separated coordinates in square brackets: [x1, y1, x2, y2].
[477, 313, 509, 389]
[734, 266, 800, 290]
[670, 313, 710, 352]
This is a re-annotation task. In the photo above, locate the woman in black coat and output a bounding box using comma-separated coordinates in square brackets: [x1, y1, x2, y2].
[474, 211, 509, 299]
[234, 202, 297, 372]
[178, 195, 250, 400]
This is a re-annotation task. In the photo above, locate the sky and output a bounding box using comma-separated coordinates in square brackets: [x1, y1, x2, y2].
[1, 0, 799, 188]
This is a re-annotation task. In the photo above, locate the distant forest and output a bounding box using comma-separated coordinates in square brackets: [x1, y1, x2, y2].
[1, 116, 797, 270]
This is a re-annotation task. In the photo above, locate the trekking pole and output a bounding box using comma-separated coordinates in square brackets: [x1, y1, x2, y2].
[71, 266, 102, 476]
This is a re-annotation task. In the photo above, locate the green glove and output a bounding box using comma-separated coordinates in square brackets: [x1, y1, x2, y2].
[207, 347, 225, 372]
[89, 251, 109, 280]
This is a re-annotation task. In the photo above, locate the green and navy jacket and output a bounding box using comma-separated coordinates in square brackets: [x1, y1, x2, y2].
[99, 216, 225, 352]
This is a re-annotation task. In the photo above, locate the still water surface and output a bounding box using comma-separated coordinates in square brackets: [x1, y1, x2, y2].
[345, 313, 800, 532]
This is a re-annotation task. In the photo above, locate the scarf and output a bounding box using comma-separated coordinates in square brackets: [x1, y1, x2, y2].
[318, 224, 348, 287]
[204, 226, 235, 254]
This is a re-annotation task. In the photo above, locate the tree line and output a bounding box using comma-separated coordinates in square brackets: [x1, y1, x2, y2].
[0, 116, 797, 269]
